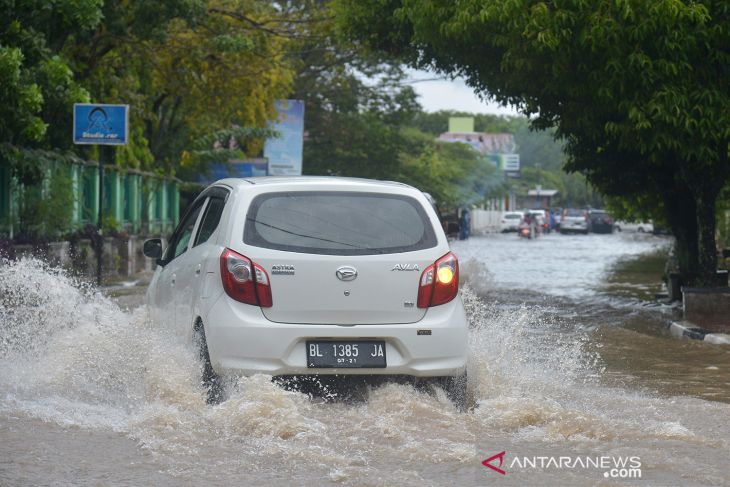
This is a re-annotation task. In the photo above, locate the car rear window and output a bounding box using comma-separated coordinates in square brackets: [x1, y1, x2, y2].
[504, 214, 521, 219]
[564, 209, 585, 217]
[243, 191, 437, 255]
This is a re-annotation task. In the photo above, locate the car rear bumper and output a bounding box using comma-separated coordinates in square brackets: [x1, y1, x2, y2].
[204, 294, 469, 378]
[560, 222, 588, 233]
[590, 224, 614, 233]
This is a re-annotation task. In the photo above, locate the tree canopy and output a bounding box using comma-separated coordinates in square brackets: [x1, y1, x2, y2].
[336, 0, 730, 285]
[2, 0, 615, 242]
[1, 0, 296, 180]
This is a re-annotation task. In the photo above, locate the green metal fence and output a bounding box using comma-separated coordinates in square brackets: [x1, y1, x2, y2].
[0, 161, 179, 238]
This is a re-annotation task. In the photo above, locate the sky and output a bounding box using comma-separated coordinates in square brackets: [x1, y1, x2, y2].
[406, 69, 520, 116]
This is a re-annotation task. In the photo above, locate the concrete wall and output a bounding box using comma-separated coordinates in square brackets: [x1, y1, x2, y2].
[14, 236, 167, 281]
[682, 287, 730, 333]
[471, 209, 502, 235]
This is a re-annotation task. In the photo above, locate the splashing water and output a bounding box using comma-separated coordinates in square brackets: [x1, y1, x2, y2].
[1, 257, 728, 486]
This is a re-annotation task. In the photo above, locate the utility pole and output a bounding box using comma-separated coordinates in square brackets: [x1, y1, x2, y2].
[536, 162, 542, 208]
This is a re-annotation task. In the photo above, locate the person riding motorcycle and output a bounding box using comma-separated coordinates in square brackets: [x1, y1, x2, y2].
[519, 212, 537, 239]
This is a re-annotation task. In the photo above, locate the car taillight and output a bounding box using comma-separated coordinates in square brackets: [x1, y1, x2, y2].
[417, 252, 459, 308]
[220, 248, 272, 307]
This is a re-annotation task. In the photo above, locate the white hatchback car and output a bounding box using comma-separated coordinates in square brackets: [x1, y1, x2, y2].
[499, 211, 523, 232]
[144, 177, 469, 404]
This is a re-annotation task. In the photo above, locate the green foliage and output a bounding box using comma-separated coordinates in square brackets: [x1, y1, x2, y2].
[16, 165, 75, 239]
[718, 184, 730, 249]
[0, 45, 46, 145]
[1, 0, 295, 177]
[291, 15, 504, 209]
[291, 4, 423, 180]
[513, 125, 565, 172]
[397, 130, 502, 208]
[178, 126, 277, 180]
[411, 111, 524, 136]
[336, 0, 730, 284]
[102, 213, 122, 235]
[0, 0, 98, 154]
[604, 194, 666, 226]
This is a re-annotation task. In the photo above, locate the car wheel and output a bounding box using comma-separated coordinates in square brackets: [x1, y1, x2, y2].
[193, 321, 224, 405]
[638, 227, 645, 233]
[615, 226, 621, 232]
[435, 371, 469, 411]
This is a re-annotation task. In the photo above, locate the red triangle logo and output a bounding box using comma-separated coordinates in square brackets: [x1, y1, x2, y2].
[482, 451, 507, 475]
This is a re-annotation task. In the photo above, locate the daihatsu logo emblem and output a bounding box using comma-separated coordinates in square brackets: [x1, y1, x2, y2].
[336, 266, 358, 281]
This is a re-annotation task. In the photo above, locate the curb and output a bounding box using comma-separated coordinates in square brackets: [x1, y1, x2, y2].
[667, 321, 730, 345]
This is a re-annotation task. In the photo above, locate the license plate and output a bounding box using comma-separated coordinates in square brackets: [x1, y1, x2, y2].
[306, 340, 386, 368]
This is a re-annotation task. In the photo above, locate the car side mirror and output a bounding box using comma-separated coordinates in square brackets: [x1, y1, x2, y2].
[143, 238, 163, 261]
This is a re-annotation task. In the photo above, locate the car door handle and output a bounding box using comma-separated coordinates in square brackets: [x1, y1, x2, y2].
[171, 273, 176, 286]
[195, 265, 201, 275]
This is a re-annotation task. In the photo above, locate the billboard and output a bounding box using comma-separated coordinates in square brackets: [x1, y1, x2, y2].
[73, 103, 129, 145]
[197, 159, 269, 185]
[485, 153, 520, 171]
[264, 100, 305, 176]
[502, 154, 520, 171]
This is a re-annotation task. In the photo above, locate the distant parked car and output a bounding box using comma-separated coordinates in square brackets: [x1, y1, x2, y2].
[614, 220, 653, 233]
[500, 211, 523, 232]
[588, 210, 614, 234]
[652, 225, 672, 236]
[560, 208, 588, 234]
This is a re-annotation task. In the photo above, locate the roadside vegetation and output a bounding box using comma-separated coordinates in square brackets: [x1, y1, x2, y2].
[3, 0, 728, 287]
[336, 0, 729, 286]
[1, 0, 597, 239]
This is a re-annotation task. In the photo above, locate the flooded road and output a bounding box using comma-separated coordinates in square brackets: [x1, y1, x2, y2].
[1, 232, 729, 486]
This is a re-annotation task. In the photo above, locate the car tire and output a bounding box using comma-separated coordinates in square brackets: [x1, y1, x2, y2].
[638, 227, 645, 233]
[615, 226, 621, 232]
[193, 321, 224, 405]
[435, 371, 469, 411]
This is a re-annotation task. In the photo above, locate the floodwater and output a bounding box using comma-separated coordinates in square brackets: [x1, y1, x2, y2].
[1, 232, 729, 486]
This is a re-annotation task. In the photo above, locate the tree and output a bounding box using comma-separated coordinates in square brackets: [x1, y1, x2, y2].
[282, 4, 504, 206]
[336, 0, 730, 286]
[398, 128, 503, 208]
[0, 0, 99, 182]
[64, 0, 295, 173]
[278, 0, 421, 179]
[410, 110, 523, 136]
[2, 0, 301, 176]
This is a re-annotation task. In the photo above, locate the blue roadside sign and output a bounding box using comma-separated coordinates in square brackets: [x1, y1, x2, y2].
[73, 103, 129, 145]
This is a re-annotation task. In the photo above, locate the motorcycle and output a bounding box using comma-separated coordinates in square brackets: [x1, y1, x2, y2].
[518, 222, 537, 239]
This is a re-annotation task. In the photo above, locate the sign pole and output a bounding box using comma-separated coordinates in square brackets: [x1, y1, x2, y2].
[97, 152, 104, 285]
[73, 103, 129, 287]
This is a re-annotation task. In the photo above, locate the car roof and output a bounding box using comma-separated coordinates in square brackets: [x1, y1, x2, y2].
[213, 176, 414, 190]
